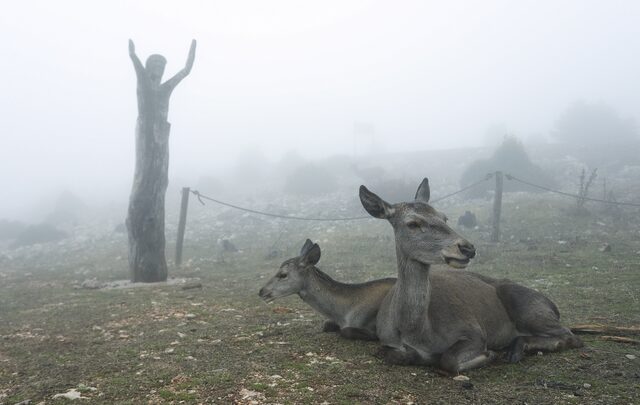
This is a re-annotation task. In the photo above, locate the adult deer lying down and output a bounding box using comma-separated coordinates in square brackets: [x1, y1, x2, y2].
[360, 179, 582, 373]
[259, 239, 396, 341]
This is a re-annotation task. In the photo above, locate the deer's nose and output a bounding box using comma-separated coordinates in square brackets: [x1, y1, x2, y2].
[458, 241, 476, 259]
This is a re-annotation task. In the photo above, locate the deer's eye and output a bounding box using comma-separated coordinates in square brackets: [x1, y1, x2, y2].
[406, 221, 421, 230]
[277, 273, 288, 279]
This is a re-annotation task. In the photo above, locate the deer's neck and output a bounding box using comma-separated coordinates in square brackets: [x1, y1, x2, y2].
[298, 268, 353, 323]
[395, 247, 432, 328]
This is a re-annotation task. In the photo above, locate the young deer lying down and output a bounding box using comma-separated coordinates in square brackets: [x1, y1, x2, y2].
[360, 179, 583, 373]
[259, 239, 396, 341]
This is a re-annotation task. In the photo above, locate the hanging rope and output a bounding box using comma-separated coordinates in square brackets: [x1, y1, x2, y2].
[191, 190, 370, 221]
[189, 175, 493, 221]
[430, 173, 494, 203]
[505, 173, 640, 208]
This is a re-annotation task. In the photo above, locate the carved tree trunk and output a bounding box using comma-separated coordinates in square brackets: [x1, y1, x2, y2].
[126, 119, 170, 282]
[125, 39, 195, 283]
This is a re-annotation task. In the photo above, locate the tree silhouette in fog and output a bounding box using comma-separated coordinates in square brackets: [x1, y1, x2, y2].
[553, 101, 639, 166]
[554, 101, 637, 144]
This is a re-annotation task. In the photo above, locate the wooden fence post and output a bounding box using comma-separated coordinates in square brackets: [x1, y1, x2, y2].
[491, 171, 503, 242]
[175, 187, 190, 267]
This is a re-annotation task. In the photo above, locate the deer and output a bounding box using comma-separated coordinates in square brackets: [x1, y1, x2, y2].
[359, 178, 582, 373]
[259, 239, 396, 341]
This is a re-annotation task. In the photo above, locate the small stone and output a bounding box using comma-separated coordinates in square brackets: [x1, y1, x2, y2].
[164, 348, 174, 354]
[599, 243, 612, 252]
[453, 375, 470, 381]
[625, 354, 636, 360]
[185, 313, 196, 319]
[583, 383, 591, 389]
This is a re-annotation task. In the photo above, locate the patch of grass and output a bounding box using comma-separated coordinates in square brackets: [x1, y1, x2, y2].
[0, 192, 639, 404]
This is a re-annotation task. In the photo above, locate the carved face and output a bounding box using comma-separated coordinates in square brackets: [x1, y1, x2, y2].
[360, 179, 476, 268]
[145, 54, 167, 85]
[259, 240, 321, 302]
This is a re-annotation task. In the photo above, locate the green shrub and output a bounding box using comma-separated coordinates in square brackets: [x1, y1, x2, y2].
[460, 137, 555, 197]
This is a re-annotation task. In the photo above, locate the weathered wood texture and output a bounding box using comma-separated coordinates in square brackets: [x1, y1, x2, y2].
[175, 187, 190, 267]
[126, 39, 196, 282]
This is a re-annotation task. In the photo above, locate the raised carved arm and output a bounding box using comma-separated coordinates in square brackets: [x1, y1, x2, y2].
[129, 39, 148, 83]
[162, 39, 197, 92]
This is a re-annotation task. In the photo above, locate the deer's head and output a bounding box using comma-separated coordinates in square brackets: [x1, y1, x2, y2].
[259, 239, 321, 302]
[359, 178, 476, 268]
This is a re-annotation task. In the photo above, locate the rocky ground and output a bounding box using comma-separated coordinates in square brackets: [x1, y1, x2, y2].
[1, 188, 639, 404]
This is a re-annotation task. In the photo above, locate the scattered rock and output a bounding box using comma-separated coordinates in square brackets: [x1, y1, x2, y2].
[239, 388, 265, 402]
[625, 354, 636, 360]
[583, 383, 591, 389]
[272, 306, 294, 314]
[220, 239, 238, 252]
[181, 282, 202, 290]
[80, 278, 103, 289]
[461, 381, 474, 390]
[52, 388, 86, 400]
[599, 243, 612, 253]
[453, 375, 469, 381]
[457, 211, 477, 228]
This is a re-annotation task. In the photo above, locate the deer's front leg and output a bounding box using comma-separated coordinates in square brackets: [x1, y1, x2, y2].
[440, 338, 497, 373]
[376, 345, 434, 366]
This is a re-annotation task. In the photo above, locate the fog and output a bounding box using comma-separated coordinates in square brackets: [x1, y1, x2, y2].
[2, 0, 640, 220]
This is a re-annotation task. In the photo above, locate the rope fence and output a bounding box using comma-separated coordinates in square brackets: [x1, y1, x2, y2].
[190, 174, 494, 222]
[174, 171, 639, 265]
[505, 173, 640, 208]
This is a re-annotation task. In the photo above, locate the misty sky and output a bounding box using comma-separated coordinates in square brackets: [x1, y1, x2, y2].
[1, 0, 640, 220]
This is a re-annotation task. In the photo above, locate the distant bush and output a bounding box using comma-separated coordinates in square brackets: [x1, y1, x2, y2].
[554, 101, 638, 145]
[553, 101, 640, 167]
[11, 224, 68, 248]
[45, 190, 87, 226]
[283, 164, 338, 196]
[460, 137, 555, 197]
[0, 220, 27, 240]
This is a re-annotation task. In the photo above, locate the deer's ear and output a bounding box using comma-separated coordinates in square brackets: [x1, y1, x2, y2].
[359, 185, 394, 219]
[301, 243, 321, 266]
[414, 178, 430, 203]
[300, 239, 314, 256]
